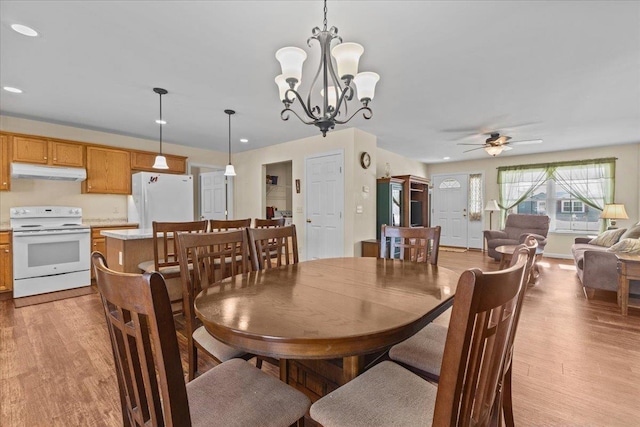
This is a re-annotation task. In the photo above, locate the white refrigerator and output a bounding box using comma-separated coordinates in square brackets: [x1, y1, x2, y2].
[128, 172, 194, 229]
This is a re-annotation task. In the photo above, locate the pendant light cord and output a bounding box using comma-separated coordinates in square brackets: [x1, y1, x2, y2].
[158, 92, 163, 155]
[228, 112, 231, 164]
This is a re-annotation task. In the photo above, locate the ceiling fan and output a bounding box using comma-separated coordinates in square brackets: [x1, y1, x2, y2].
[457, 132, 542, 156]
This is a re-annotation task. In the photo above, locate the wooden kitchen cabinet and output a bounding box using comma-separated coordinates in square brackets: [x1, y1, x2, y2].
[0, 134, 10, 191]
[83, 146, 131, 194]
[91, 225, 138, 279]
[131, 151, 187, 174]
[0, 231, 12, 296]
[12, 136, 84, 167]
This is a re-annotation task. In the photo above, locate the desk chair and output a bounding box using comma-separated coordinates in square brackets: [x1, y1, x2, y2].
[92, 252, 310, 427]
[380, 225, 441, 265]
[138, 220, 208, 314]
[310, 250, 529, 426]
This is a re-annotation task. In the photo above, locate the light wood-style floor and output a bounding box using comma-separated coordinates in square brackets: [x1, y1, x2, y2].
[1, 251, 639, 426]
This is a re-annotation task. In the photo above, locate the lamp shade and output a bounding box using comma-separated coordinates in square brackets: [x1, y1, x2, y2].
[331, 42, 364, 80]
[485, 145, 504, 156]
[485, 200, 500, 211]
[353, 71, 380, 102]
[600, 203, 629, 219]
[275, 74, 299, 101]
[152, 155, 169, 170]
[275, 47, 307, 82]
[224, 164, 236, 177]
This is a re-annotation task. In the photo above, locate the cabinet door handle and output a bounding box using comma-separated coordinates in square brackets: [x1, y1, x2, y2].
[44, 156, 48, 160]
[3, 249, 8, 253]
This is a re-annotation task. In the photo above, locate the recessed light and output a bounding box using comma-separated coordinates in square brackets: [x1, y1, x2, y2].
[240, 138, 249, 143]
[3, 86, 23, 93]
[155, 119, 167, 125]
[443, 156, 451, 160]
[11, 24, 39, 37]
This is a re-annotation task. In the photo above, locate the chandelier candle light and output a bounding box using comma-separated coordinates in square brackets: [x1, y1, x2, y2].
[152, 88, 169, 169]
[275, 0, 380, 136]
[223, 109, 236, 177]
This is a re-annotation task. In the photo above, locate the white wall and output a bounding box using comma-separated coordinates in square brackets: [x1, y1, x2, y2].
[375, 147, 429, 179]
[427, 143, 640, 257]
[0, 115, 228, 225]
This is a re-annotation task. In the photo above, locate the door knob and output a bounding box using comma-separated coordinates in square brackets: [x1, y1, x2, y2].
[306, 219, 312, 223]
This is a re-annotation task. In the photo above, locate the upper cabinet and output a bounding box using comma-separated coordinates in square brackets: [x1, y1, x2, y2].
[12, 136, 85, 167]
[130, 151, 187, 174]
[83, 146, 131, 194]
[0, 134, 10, 191]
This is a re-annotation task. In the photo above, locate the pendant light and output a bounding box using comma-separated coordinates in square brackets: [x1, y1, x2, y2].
[224, 109, 236, 176]
[152, 87, 169, 169]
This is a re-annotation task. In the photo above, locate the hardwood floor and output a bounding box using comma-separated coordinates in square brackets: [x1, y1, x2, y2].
[1, 251, 639, 426]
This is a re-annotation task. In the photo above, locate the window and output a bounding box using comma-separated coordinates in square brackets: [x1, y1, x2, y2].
[498, 158, 615, 233]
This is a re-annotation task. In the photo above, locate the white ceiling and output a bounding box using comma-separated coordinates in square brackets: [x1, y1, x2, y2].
[1, 1, 639, 163]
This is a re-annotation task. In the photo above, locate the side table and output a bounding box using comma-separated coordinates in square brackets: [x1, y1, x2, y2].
[616, 254, 640, 316]
[495, 244, 544, 285]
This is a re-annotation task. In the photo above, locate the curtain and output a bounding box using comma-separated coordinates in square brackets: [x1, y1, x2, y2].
[468, 173, 483, 221]
[497, 167, 549, 227]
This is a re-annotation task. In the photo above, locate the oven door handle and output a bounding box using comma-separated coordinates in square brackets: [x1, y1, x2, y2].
[13, 229, 91, 237]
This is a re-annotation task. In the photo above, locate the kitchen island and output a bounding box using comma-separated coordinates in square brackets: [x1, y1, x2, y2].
[100, 229, 157, 273]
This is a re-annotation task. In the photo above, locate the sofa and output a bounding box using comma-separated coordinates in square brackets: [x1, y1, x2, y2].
[571, 225, 640, 298]
[484, 214, 550, 261]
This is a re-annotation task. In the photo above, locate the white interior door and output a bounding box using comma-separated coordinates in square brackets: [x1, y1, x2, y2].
[432, 174, 469, 247]
[305, 151, 344, 260]
[199, 171, 226, 220]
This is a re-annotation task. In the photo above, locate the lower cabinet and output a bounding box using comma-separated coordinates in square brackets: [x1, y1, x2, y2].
[0, 231, 12, 297]
[361, 239, 380, 258]
[91, 225, 138, 279]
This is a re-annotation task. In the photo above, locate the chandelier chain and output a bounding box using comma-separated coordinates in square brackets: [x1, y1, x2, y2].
[323, 0, 327, 31]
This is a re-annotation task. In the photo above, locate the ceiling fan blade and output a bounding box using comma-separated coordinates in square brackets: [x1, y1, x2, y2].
[463, 147, 485, 153]
[457, 143, 486, 146]
[510, 139, 543, 145]
[502, 146, 513, 151]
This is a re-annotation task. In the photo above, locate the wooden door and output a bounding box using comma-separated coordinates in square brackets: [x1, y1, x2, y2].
[50, 141, 84, 167]
[305, 151, 344, 260]
[0, 134, 10, 191]
[12, 136, 49, 164]
[83, 147, 131, 194]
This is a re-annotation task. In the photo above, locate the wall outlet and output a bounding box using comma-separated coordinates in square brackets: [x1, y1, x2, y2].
[118, 251, 123, 266]
[356, 205, 363, 214]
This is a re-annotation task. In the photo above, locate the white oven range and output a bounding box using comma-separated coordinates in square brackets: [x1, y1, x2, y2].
[11, 206, 91, 298]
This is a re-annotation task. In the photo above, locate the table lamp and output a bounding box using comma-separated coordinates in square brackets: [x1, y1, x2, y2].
[485, 199, 500, 230]
[600, 203, 628, 229]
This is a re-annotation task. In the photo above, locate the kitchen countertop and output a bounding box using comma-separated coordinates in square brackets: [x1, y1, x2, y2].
[101, 229, 153, 240]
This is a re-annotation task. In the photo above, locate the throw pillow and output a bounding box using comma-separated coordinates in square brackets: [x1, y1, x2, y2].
[607, 238, 640, 254]
[620, 224, 640, 240]
[589, 228, 627, 247]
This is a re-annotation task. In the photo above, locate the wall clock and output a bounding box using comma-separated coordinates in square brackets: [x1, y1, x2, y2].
[360, 152, 371, 169]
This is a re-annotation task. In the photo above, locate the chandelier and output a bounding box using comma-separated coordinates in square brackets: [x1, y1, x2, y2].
[275, 0, 380, 137]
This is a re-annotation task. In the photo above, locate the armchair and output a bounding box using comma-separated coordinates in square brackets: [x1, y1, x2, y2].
[485, 213, 550, 261]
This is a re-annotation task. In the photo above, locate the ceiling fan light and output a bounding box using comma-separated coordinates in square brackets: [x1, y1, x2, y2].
[152, 155, 169, 169]
[331, 42, 364, 80]
[275, 47, 307, 83]
[485, 145, 504, 156]
[224, 164, 236, 176]
[354, 71, 380, 102]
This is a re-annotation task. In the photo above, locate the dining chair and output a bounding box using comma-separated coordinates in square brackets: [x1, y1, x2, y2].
[388, 239, 537, 425]
[380, 225, 441, 265]
[138, 220, 208, 314]
[209, 218, 251, 231]
[92, 252, 310, 427]
[309, 248, 529, 427]
[176, 230, 256, 381]
[254, 217, 286, 228]
[247, 224, 299, 270]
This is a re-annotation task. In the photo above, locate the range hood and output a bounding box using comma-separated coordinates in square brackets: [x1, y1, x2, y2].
[11, 163, 87, 181]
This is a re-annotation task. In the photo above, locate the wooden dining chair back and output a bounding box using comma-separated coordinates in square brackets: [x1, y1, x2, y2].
[247, 224, 299, 270]
[93, 251, 310, 427]
[254, 217, 285, 228]
[92, 252, 192, 426]
[209, 218, 251, 231]
[433, 246, 529, 426]
[139, 220, 208, 314]
[380, 225, 441, 265]
[176, 230, 252, 380]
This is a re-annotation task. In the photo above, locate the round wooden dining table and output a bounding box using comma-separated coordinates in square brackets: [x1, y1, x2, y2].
[194, 257, 459, 387]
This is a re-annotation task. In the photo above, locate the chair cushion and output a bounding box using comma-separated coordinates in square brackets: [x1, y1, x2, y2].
[607, 238, 640, 255]
[388, 323, 448, 377]
[138, 259, 155, 273]
[620, 225, 640, 240]
[589, 228, 627, 247]
[187, 358, 310, 427]
[310, 361, 437, 427]
[192, 326, 246, 362]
